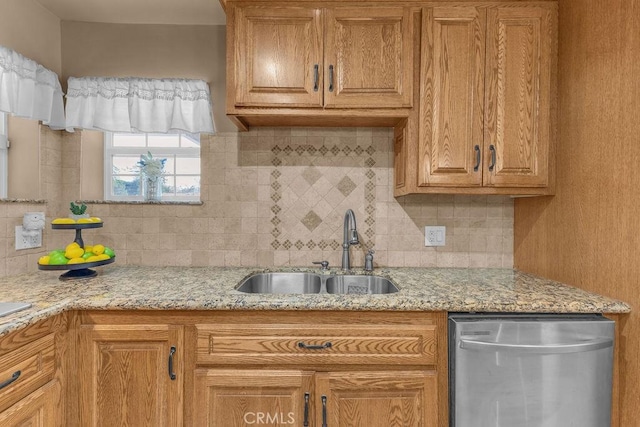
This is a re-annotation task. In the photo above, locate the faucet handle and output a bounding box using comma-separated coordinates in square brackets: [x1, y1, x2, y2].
[312, 261, 329, 271]
[364, 249, 375, 272]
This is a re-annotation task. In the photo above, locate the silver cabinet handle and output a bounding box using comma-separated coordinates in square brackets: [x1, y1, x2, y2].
[473, 145, 481, 172]
[321, 395, 328, 427]
[298, 341, 332, 350]
[303, 392, 310, 427]
[488, 145, 496, 171]
[313, 64, 319, 92]
[168, 346, 176, 380]
[328, 65, 334, 92]
[459, 337, 613, 354]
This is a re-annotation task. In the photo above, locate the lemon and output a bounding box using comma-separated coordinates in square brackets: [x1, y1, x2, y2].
[96, 254, 110, 261]
[65, 247, 84, 259]
[77, 218, 93, 224]
[67, 257, 85, 264]
[38, 255, 50, 265]
[84, 245, 93, 253]
[52, 218, 76, 224]
[92, 244, 105, 255]
[90, 217, 102, 223]
[65, 242, 80, 253]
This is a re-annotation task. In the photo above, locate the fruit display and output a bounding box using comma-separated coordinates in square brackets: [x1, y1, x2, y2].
[38, 242, 115, 266]
[39, 206, 115, 280]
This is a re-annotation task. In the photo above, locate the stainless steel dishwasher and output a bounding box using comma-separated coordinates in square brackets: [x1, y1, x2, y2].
[449, 313, 614, 427]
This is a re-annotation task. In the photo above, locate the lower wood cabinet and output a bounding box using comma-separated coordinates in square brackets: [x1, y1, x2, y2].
[73, 310, 447, 426]
[78, 323, 184, 427]
[0, 380, 61, 426]
[194, 369, 438, 427]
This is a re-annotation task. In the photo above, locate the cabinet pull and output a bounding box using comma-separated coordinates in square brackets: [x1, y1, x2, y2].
[168, 346, 176, 380]
[313, 64, 319, 92]
[473, 145, 481, 172]
[0, 371, 20, 390]
[328, 65, 334, 92]
[489, 145, 496, 172]
[298, 341, 332, 350]
[303, 392, 310, 426]
[321, 395, 328, 427]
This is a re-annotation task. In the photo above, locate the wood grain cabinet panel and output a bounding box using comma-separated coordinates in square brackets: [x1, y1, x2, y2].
[233, 6, 323, 107]
[78, 324, 183, 427]
[193, 369, 314, 427]
[196, 323, 437, 366]
[316, 371, 439, 427]
[0, 380, 60, 427]
[484, 5, 555, 188]
[419, 6, 486, 187]
[0, 334, 55, 412]
[324, 7, 413, 108]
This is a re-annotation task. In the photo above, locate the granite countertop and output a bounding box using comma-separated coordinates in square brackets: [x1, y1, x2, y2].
[0, 266, 630, 337]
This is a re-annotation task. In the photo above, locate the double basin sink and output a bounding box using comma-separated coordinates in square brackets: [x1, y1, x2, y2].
[236, 272, 399, 295]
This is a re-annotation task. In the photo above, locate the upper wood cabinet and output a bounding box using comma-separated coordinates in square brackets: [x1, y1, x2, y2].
[396, 3, 557, 196]
[227, 3, 416, 129]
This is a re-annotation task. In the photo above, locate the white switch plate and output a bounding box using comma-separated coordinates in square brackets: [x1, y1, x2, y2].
[425, 226, 446, 247]
[15, 226, 42, 250]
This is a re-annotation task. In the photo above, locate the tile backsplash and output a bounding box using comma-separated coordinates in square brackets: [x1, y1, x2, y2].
[1, 126, 513, 277]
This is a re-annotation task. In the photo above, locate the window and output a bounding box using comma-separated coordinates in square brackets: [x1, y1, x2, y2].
[104, 132, 201, 201]
[0, 112, 7, 198]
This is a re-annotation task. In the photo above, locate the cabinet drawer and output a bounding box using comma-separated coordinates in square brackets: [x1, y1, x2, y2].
[196, 324, 437, 366]
[0, 334, 55, 411]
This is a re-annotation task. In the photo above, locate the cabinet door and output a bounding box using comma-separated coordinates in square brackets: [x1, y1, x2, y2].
[316, 371, 439, 427]
[193, 369, 314, 427]
[324, 7, 413, 108]
[484, 5, 556, 187]
[79, 324, 183, 427]
[419, 7, 486, 187]
[0, 380, 60, 426]
[233, 6, 323, 107]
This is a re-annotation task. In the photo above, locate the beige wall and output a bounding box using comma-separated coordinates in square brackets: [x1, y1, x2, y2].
[0, 0, 62, 74]
[0, 0, 62, 200]
[7, 117, 41, 199]
[61, 21, 233, 133]
[514, 0, 640, 423]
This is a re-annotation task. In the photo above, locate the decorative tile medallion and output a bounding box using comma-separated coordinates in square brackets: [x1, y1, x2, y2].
[270, 140, 376, 251]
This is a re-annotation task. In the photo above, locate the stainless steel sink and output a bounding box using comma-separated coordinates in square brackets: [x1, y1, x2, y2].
[236, 272, 322, 294]
[326, 275, 399, 295]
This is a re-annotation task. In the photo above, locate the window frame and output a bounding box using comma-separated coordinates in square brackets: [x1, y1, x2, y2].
[103, 131, 201, 202]
[0, 112, 7, 198]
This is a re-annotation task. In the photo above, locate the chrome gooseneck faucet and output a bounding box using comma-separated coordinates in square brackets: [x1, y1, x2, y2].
[342, 209, 359, 271]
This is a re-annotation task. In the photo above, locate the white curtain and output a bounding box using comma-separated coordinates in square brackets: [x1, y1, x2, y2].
[65, 77, 215, 134]
[0, 46, 65, 129]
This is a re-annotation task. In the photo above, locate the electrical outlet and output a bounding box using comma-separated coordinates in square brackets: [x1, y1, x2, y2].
[425, 226, 446, 247]
[15, 226, 42, 250]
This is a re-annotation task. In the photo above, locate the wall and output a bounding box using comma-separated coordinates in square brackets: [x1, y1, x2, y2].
[56, 127, 514, 269]
[60, 21, 233, 133]
[0, 0, 62, 200]
[0, 0, 61, 74]
[0, 126, 62, 276]
[514, 0, 640, 423]
[0, 0, 62, 275]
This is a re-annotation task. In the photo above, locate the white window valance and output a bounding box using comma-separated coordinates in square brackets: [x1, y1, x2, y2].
[0, 45, 65, 129]
[65, 77, 215, 134]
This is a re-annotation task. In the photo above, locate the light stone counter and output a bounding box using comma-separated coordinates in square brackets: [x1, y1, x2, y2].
[0, 266, 630, 337]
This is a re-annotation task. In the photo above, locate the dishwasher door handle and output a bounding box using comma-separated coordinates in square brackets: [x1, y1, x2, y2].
[459, 337, 613, 354]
